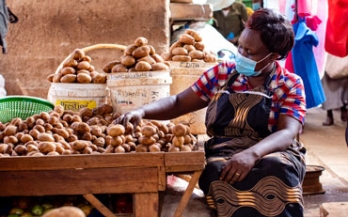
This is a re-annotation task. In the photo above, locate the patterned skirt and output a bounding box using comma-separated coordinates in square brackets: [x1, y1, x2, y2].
[199, 138, 306, 217]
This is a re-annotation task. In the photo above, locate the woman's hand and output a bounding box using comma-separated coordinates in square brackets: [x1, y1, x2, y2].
[113, 108, 144, 129]
[220, 151, 258, 184]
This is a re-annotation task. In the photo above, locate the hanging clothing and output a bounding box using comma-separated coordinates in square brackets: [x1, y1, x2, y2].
[291, 18, 325, 109]
[325, 0, 348, 57]
[0, 0, 9, 53]
[198, 71, 306, 217]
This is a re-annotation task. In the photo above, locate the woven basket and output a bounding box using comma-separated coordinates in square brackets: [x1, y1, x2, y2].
[0, 96, 54, 123]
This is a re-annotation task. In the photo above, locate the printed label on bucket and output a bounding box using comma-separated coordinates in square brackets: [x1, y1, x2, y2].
[55, 99, 97, 111]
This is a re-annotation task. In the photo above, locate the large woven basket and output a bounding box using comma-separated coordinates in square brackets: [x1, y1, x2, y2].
[0, 95, 54, 123]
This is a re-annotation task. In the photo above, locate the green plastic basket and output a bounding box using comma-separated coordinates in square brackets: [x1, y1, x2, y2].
[0, 96, 55, 123]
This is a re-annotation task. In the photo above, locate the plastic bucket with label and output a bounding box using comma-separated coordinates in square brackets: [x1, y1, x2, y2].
[107, 71, 172, 114]
[47, 83, 109, 111]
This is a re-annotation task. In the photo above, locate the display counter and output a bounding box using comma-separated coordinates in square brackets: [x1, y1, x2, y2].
[0, 151, 205, 217]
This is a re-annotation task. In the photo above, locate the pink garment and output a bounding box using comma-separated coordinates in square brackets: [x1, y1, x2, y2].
[297, 0, 312, 17]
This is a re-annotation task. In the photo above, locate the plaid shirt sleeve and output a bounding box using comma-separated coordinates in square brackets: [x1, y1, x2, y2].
[269, 65, 307, 131]
[191, 61, 236, 101]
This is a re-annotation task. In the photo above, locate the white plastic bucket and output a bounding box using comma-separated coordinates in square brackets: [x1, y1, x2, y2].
[47, 83, 109, 111]
[107, 71, 172, 114]
[170, 61, 218, 135]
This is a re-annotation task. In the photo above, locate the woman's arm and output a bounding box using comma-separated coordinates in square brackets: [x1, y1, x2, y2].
[220, 114, 302, 184]
[114, 87, 209, 126]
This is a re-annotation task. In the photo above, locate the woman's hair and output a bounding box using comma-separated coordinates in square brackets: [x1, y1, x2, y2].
[246, 8, 294, 60]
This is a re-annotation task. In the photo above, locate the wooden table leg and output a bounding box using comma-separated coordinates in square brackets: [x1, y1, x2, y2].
[133, 192, 159, 217]
[83, 194, 117, 217]
[172, 170, 203, 217]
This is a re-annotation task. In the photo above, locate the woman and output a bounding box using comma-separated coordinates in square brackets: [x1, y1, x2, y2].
[115, 8, 306, 217]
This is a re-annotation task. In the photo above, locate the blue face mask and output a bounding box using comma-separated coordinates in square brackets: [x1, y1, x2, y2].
[235, 52, 272, 77]
[252, 2, 261, 11]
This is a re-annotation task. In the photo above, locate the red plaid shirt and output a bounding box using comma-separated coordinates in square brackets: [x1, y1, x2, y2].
[191, 61, 306, 132]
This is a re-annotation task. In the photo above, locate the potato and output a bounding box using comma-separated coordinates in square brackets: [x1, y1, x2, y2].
[121, 55, 136, 67]
[185, 29, 203, 42]
[136, 144, 148, 152]
[172, 55, 191, 62]
[160, 51, 172, 61]
[107, 124, 125, 137]
[0, 144, 11, 154]
[138, 136, 156, 146]
[70, 140, 89, 151]
[93, 137, 105, 147]
[178, 33, 195, 45]
[189, 50, 204, 60]
[111, 64, 128, 73]
[60, 74, 77, 83]
[52, 74, 62, 83]
[172, 136, 185, 148]
[146, 45, 156, 55]
[72, 49, 85, 61]
[148, 144, 161, 152]
[4, 135, 18, 145]
[134, 37, 148, 47]
[82, 146, 93, 154]
[173, 123, 187, 137]
[151, 53, 165, 63]
[151, 62, 169, 71]
[169, 41, 184, 52]
[81, 55, 92, 62]
[63, 58, 78, 68]
[14, 144, 27, 155]
[204, 52, 217, 63]
[169, 145, 180, 152]
[47, 74, 55, 82]
[37, 133, 55, 142]
[137, 55, 156, 65]
[194, 42, 205, 51]
[141, 126, 157, 137]
[115, 145, 125, 153]
[172, 47, 188, 56]
[47, 151, 60, 156]
[135, 61, 152, 71]
[4, 125, 17, 136]
[20, 134, 34, 143]
[132, 46, 151, 59]
[60, 67, 76, 76]
[38, 142, 56, 154]
[103, 60, 120, 73]
[26, 144, 39, 153]
[183, 44, 196, 53]
[77, 73, 92, 83]
[77, 61, 91, 70]
[92, 73, 107, 84]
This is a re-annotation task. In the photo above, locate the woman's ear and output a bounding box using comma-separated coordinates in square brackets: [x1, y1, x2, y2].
[270, 53, 280, 61]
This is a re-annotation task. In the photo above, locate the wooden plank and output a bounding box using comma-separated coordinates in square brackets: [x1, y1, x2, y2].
[164, 151, 205, 172]
[133, 193, 158, 217]
[173, 170, 202, 217]
[158, 166, 167, 191]
[84, 194, 116, 217]
[320, 202, 348, 217]
[0, 153, 164, 171]
[170, 3, 213, 21]
[0, 167, 158, 196]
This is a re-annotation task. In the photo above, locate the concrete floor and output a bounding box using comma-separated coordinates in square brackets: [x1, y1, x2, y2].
[301, 107, 348, 217]
[161, 107, 348, 217]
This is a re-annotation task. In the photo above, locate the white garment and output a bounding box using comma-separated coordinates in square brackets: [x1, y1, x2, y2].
[0, 74, 6, 97]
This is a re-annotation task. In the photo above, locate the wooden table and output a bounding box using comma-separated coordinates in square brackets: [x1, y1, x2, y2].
[0, 151, 205, 217]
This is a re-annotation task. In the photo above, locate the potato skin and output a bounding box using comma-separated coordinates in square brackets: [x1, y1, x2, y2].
[135, 61, 152, 71]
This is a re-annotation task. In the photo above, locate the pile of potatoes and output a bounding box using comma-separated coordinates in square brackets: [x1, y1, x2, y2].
[162, 29, 217, 63]
[0, 104, 197, 157]
[102, 37, 171, 73]
[47, 49, 107, 84]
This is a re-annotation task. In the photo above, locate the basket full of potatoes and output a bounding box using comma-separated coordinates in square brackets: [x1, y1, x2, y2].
[102, 37, 171, 73]
[162, 29, 217, 63]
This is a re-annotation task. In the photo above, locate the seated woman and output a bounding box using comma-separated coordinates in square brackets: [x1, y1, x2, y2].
[115, 8, 306, 217]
